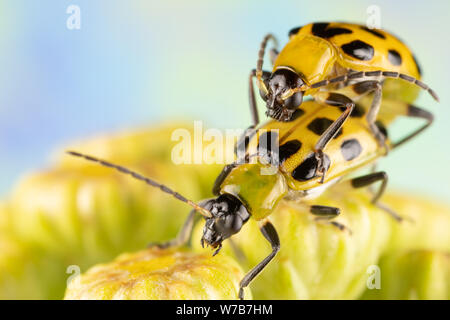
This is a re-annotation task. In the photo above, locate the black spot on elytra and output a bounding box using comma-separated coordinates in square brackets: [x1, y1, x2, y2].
[341, 40, 374, 61]
[339, 103, 365, 118]
[279, 140, 302, 163]
[307, 118, 343, 138]
[235, 129, 256, 156]
[388, 49, 402, 66]
[288, 26, 303, 37]
[311, 23, 329, 35]
[258, 131, 278, 150]
[360, 26, 386, 39]
[340, 139, 362, 161]
[375, 121, 388, 138]
[311, 22, 352, 38]
[412, 54, 422, 76]
[258, 131, 279, 163]
[235, 135, 249, 154]
[292, 152, 330, 181]
[323, 27, 353, 37]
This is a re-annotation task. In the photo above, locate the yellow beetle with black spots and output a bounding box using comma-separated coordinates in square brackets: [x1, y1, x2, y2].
[66, 96, 424, 299]
[248, 22, 438, 175]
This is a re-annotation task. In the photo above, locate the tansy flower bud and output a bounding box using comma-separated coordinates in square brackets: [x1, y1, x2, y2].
[64, 248, 250, 300]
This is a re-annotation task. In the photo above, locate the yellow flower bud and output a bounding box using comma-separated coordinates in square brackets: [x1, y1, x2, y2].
[64, 248, 250, 300]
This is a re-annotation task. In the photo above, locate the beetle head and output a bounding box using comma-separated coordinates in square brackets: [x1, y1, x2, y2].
[258, 67, 306, 121]
[201, 194, 250, 255]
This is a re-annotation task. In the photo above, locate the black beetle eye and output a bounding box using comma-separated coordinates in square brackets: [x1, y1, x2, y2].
[259, 89, 268, 101]
[283, 91, 303, 110]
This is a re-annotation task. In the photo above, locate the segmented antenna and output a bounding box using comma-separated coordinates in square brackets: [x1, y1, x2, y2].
[308, 70, 439, 102]
[66, 151, 212, 218]
[256, 34, 278, 80]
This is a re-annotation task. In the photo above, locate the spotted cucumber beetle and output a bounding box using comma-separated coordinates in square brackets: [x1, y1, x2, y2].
[248, 22, 439, 173]
[66, 97, 427, 299]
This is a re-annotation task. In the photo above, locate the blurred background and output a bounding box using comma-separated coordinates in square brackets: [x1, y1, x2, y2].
[0, 0, 449, 200]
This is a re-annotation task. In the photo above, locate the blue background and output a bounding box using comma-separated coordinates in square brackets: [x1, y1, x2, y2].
[0, 0, 449, 200]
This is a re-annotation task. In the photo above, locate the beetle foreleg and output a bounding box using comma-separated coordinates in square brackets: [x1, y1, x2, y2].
[238, 219, 280, 300]
[313, 92, 355, 183]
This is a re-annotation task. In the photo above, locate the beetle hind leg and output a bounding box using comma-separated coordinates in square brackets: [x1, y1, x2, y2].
[348, 171, 404, 222]
[388, 103, 434, 149]
[323, 80, 388, 152]
[362, 81, 389, 152]
[309, 205, 352, 234]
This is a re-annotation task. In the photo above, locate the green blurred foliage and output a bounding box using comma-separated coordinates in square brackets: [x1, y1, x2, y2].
[361, 250, 450, 299]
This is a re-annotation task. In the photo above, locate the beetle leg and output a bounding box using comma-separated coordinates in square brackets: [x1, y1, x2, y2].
[248, 69, 260, 126]
[147, 198, 213, 248]
[367, 98, 434, 149]
[330, 84, 434, 150]
[329, 80, 388, 152]
[351, 171, 388, 204]
[220, 125, 261, 197]
[234, 124, 257, 160]
[248, 34, 278, 126]
[269, 48, 279, 65]
[313, 92, 355, 183]
[238, 219, 280, 300]
[212, 164, 238, 196]
[349, 171, 403, 222]
[249, 69, 271, 126]
[309, 205, 352, 234]
[389, 104, 434, 149]
[147, 208, 198, 249]
[361, 81, 389, 152]
[213, 152, 263, 196]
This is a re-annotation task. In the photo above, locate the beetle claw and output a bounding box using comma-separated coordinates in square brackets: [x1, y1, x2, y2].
[314, 150, 326, 183]
[212, 243, 222, 256]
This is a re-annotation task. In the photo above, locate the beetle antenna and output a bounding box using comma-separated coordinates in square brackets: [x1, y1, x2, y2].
[308, 70, 439, 102]
[256, 34, 278, 81]
[66, 151, 213, 218]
